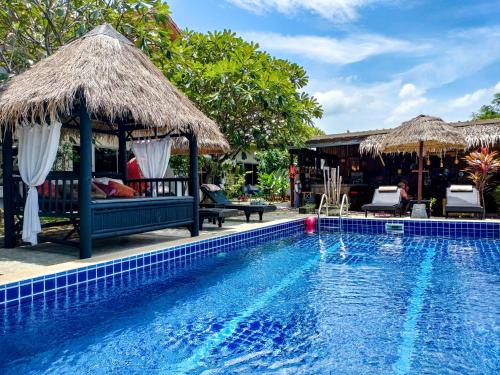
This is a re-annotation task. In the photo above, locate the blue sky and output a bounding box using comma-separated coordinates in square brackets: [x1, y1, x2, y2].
[169, 0, 500, 134]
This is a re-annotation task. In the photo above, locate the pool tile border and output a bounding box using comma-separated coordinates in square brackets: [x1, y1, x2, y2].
[321, 217, 500, 239]
[0, 219, 305, 308]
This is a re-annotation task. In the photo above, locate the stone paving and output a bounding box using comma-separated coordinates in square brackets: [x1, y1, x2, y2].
[0, 206, 304, 284]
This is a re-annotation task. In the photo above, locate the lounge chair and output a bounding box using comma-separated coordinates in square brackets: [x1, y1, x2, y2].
[200, 184, 277, 222]
[445, 185, 483, 218]
[199, 208, 239, 229]
[361, 186, 402, 217]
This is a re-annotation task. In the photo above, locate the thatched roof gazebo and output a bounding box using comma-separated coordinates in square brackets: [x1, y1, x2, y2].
[360, 115, 467, 202]
[0, 24, 228, 258]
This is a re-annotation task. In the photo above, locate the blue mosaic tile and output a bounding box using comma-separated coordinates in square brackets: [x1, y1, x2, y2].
[44, 278, 56, 291]
[6, 286, 19, 301]
[56, 275, 67, 289]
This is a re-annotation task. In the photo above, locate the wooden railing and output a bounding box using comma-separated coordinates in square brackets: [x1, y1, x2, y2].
[126, 178, 189, 197]
[10, 173, 190, 217]
[12, 172, 80, 216]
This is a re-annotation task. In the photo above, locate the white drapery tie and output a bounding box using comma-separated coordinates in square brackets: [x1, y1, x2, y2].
[18, 122, 62, 245]
[131, 137, 172, 197]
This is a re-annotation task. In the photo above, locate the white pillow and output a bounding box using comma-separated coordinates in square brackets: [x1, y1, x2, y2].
[93, 177, 124, 186]
[378, 186, 398, 192]
[450, 185, 473, 192]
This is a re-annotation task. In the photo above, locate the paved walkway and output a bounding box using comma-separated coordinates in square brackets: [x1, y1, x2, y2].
[0, 207, 304, 284]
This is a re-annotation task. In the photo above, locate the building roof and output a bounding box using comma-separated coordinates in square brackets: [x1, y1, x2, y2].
[306, 118, 500, 149]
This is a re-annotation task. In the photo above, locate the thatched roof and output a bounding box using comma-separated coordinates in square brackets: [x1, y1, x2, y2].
[453, 118, 500, 148]
[360, 115, 466, 155]
[359, 117, 500, 155]
[0, 24, 229, 154]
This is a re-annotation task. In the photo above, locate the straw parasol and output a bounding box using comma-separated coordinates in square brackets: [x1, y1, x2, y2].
[362, 114, 467, 202]
[0, 24, 229, 154]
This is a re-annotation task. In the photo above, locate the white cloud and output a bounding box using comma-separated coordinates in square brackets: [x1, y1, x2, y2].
[448, 81, 500, 109]
[314, 89, 369, 115]
[399, 83, 419, 98]
[310, 78, 499, 134]
[228, 0, 384, 22]
[240, 31, 426, 64]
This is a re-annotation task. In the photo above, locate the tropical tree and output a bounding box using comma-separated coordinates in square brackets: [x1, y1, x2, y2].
[0, 2, 324, 182]
[463, 148, 500, 216]
[472, 93, 500, 120]
[0, 0, 174, 81]
[165, 30, 323, 164]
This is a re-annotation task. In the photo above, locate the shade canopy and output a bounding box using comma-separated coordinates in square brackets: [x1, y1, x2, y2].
[359, 114, 467, 203]
[378, 115, 466, 154]
[359, 117, 500, 156]
[0, 23, 229, 154]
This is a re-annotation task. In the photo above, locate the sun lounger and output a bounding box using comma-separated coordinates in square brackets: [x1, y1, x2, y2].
[361, 186, 402, 217]
[445, 185, 483, 218]
[199, 208, 239, 229]
[200, 184, 277, 222]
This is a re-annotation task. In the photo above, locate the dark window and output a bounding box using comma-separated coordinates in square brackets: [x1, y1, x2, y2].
[95, 148, 117, 173]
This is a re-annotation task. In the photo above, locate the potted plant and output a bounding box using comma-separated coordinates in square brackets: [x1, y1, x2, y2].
[463, 148, 500, 218]
[429, 197, 437, 215]
[299, 203, 317, 214]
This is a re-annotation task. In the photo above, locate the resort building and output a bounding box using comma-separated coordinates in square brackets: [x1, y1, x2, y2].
[291, 118, 500, 215]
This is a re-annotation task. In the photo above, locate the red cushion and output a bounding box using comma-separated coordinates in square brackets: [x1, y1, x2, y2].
[108, 181, 137, 198]
[37, 181, 57, 198]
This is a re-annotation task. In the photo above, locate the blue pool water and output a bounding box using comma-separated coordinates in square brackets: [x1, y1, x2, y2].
[1, 232, 499, 374]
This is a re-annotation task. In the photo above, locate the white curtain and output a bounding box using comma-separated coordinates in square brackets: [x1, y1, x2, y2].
[18, 122, 62, 245]
[132, 137, 172, 196]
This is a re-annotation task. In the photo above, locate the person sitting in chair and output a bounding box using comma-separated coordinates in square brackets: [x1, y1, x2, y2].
[398, 181, 412, 214]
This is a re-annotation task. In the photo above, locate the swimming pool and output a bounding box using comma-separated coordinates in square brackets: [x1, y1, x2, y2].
[1, 230, 499, 374]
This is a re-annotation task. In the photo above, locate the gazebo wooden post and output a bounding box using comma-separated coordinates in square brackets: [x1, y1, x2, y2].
[189, 132, 199, 236]
[417, 140, 424, 203]
[117, 122, 128, 181]
[2, 129, 16, 248]
[79, 95, 93, 259]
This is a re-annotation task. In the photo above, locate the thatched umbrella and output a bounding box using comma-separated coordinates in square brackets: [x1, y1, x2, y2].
[361, 115, 467, 202]
[0, 23, 229, 154]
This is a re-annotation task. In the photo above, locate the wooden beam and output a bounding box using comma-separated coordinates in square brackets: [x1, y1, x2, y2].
[78, 95, 93, 259]
[2, 129, 16, 248]
[189, 133, 199, 237]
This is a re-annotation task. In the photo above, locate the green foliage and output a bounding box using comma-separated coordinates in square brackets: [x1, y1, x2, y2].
[493, 186, 500, 213]
[257, 169, 288, 200]
[165, 30, 323, 159]
[472, 93, 500, 120]
[0, 0, 173, 81]
[255, 149, 289, 175]
[221, 162, 247, 199]
[169, 155, 189, 177]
